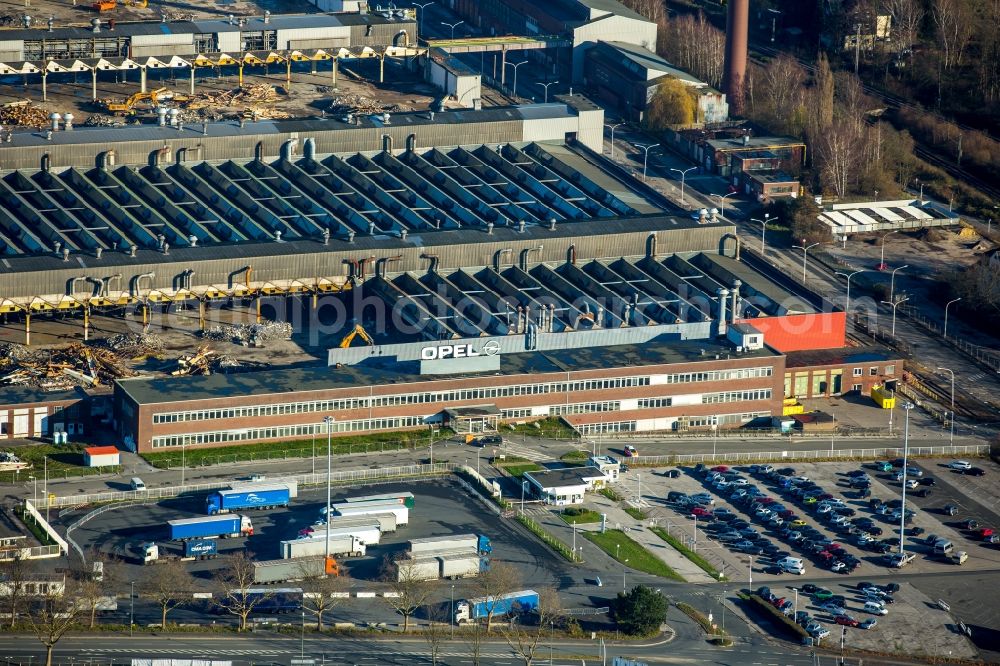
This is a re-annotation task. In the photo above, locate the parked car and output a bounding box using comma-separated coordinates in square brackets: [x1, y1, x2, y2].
[812, 588, 834, 600]
[904, 479, 920, 489]
[859, 618, 878, 630]
[920, 477, 936, 486]
[835, 615, 860, 627]
[948, 460, 972, 470]
[965, 467, 986, 477]
[623, 445, 637, 458]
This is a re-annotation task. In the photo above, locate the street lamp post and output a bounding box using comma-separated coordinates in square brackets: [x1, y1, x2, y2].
[451, 584, 455, 638]
[899, 402, 914, 554]
[414, 2, 434, 38]
[944, 297, 962, 339]
[791, 240, 820, 282]
[835, 270, 863, 317]
[748, 556, 753, 587]
[749, 213, 771, 253]
[670, 166, 697, 205]
[879, 229, 899, 269]
[181, 436, 187, 487]
[537, 80, 559, 103]
[129, 580, 135, 637]
[622, 559, 629, 591]
[440, 20, 464, 40]
[301, 609, 306, 656]
[505, 60, 528, 97]
[881, 296, 909, 337]
[324, 416, 335, 562]
[634, 143, 658, 182]
[937, 367, 956, 444]
[711, 417, 718, 458]
[712, 192, 738, 218]
[889, 264, 908, 302]
[606, 122, 624, 160]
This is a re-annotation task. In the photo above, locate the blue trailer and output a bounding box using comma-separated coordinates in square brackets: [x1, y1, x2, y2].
[206, 484, 291, 515]
[168, 514, 253, 540]
[184, 538, 218, 558]
[455, 589, 539, 624]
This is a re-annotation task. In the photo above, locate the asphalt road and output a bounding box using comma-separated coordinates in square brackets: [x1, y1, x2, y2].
[0, 633, 842, 666]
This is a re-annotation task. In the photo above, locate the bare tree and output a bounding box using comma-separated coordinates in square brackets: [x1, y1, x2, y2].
[26, 581, 81, 666]
[385, 559, 432, 632]
[74, 551, 118, 629]
[751, 55, 807, 134]
[141, 559, 192, 628]
[659, 12, 725, 88]
[813, 53, 835, 132]
[933, 0, 973, 69]
[215, 552, 272, 632]
[300, 572, 346, 630]
[885, 0, 923, 66]
[474, 561, 522, 633]
[817, 119, 864, 198]
[977, 0, 1000, 102]
[501, 588, 563, 666]
[465, 620, 486, 666]
[422, 606, 450, 666]
[0, 554, 35, 627]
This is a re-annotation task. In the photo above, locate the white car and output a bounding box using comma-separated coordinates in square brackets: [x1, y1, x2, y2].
[949, 460, 972, 470]
[904, 479, 920, 489]
[864, 601, 888, 616]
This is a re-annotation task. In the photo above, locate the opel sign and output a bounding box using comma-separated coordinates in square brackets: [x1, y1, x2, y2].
[421, 341, 501, 360]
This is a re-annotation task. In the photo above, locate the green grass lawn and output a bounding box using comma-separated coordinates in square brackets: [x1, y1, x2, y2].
[650, 527, 724, 580]
[560, 508, 602, 525]
[560, 450, 591, 463]
[583, 529, 684, 581]
[599, 487, 623, 502]
[623, 506, 647, 520]
[0, 443, 119, 484]
[141, 429, 447, 469]
[504, 418, 580, 441]
[502, 463, 543, 477]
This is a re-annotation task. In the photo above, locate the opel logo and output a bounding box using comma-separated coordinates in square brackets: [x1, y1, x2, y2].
[483, 340, 501, 356]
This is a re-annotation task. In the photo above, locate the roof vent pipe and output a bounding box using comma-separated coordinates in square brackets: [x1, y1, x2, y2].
[717, 288, 729, 337]
[303, 137, 316, 161]
[189, 234, 198, 247]
[45, 130, 53, 141]
[53, 241, 61, 256]
[62, 247, 70, 261]
[22, 15, 31, 28]
[274, 229, 283, 243]
[347, 230, 356, 243]
[162, 242, 170, 255]
[368, 222, 376, 234]
[264, 10, 271, 23]
[49, 112, 61, 132]
[517, 220, 525, 233]
[549, 218, 556, 231]
[730, 280, 742, 324]
[322, 228, 330, 245]
[47, 17, 53, 31]
[486, 222, 493, 235]
[95, 247, 102, 259]
[400, 229, 408, 240]
[130, 244, 137, 257]
[228, 14, 235, 25]
[382, 112, 390, 124]
[429, 111, 435, 121]
[157, 233, 165, 249]
[63, 113, 74, 130]
[91, 18, 100, 33]
[157, 107, 168, 126]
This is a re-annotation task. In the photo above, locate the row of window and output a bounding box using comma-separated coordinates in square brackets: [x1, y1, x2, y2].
[703, 389, 772, 404]
[152, 376, 653, 424]
[578, 421, 637, 434]
[853, 365, 895, 377]
[638, 398, 672, 409]
[150, 416, 425, 449]
[151, 367, 776, 425]
[550, 401, 621, 416]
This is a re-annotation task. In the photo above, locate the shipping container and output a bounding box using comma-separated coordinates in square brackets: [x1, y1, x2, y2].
[168, 515, 252, 540]
[438, 553, 483, 579]
[396, 556, 442, 582]
[185, 538, 219, 558]
[281, 534, 365, 559]
[206, 484, 292, 515]
[409, 534, 491, 555]
[253, 556, 332, 584]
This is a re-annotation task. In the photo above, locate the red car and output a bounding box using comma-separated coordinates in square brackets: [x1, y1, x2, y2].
[710, 465, 729, 472]
[835, 615, 860, 627]
[691, 507, 713, 518]
[978, 528, 994, 539]
[758, 497, 777, 505]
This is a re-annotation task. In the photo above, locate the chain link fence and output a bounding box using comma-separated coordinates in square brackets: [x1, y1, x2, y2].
[627, 443, 987, 467]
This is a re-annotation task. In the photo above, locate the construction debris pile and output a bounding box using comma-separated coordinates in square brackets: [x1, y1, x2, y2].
[202, 321, 293, 346]
[0, 343, 137, 390]
[83, 114, 132, 128]
[327, 93, 413, 115]
[0, 101, 51, 128]
[98, 332, 165, 358]
[183, 84, 290, 119]
[171, 344, 270, 376]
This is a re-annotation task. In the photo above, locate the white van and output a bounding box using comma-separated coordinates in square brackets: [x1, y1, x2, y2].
[863, 601, 888, 615]
[933, 540, 954, 556]
[778, 557, 805, 575]
[130, 477, 147, 491]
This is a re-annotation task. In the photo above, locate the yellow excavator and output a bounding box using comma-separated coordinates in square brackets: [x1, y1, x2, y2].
[339, 323, 374, 348]
[92, 0, 148, 11]
[101, 87, 185, 115]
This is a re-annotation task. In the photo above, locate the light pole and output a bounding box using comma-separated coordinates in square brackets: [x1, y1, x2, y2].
[712, 192, 738, 218]
[835, 270, 863, 317]
[899, 402, 914, 555]
[537, 80, 559, 103]
[30, 475, 36, 507]
[881, 296, 909, 337]
[606, 122, 624, 160]
[748, 556, 753, 587]
[711, 417, 718, 458]
[944, 297, 962, 339]
[791, 240, 820, 282]
[476, 448, 481, 476]
[451, 584, 455, 638]
[670, 166, 697, 205]
[749, 213, 770, 253]
[181, 436, 187, 487]
[312, 430, 316, 475]
[937, 367, 956, 444]
[414, 2, 434, 38]
[622, 559, 629, 591]
[549, 621, 554, 666]
[324, 416, 335, 562]
[634, 143, 658, 182]
[767, 8, 781, 42]
[129, 580, 135, 637]
[301, 609, 306, 656]
[889, 264, 908, 302]
[440, 20, 463, 40]
[879, 229, 899, 269]
[505, 59, 528, 97]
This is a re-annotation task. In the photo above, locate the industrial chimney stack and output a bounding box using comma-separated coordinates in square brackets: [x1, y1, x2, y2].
[723, 0, 749, 116]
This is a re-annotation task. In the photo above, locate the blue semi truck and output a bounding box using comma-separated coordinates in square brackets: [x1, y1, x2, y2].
[455, 589, 539, 624]
[206, 484, 292, 515]
[143, 538, 218, 564]
[168, 514, 253, 540]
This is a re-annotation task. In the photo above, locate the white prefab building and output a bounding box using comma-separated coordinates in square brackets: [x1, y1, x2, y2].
[588, 455, 621, 482]
[523, 466, 610, 505]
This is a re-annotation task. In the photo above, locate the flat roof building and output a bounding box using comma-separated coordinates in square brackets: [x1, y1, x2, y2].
[523, 466, 610, 505]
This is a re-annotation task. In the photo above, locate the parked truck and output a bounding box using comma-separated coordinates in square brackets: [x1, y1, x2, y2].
[318, 492, 415, 520]
[298, 524, 381, 547]
[168, 515, 252, 540]
[281, 534, 365, 559]
[207, 484, 292, 515]
[455, 590, 539, 624]
[253, 556, 335, 584]
[306, 513, 397, 535]
[143, 539, 219, 564]
[409, 534, 492, 556]
[328, 501, 409, 526]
